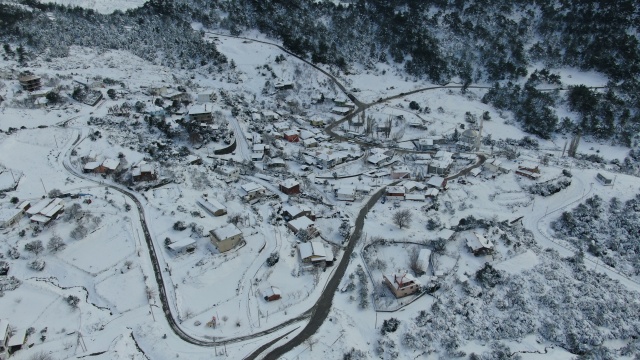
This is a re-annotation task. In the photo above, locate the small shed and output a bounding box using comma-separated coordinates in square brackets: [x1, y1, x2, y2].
[263, 286, 282, 301]
[596, 173, 613, 186]
[197, 197, 227, 216]
[167, 238, 197, 253]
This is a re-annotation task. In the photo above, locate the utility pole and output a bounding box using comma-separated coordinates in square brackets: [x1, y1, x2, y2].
[40, 178, 47, 195]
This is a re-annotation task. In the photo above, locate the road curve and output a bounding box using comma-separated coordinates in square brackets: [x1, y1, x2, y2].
[247, 181, 399, 360]
[60, 129, 315, 348]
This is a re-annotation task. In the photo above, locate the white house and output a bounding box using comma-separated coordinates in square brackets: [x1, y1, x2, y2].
[464, 232, 494, 255]
[210, 223, 243, 253]
[240, 182, 266, 200]
[299, 241, 332, 264]
[427, 176, 446, 190]
[196, 197, 227, 216]
[287, 216, 315, 234]
[0, 208, 23, 229]
[383, 272, 421, 298]
[386, 186, 406, 200]
[336, 186, 356, 201]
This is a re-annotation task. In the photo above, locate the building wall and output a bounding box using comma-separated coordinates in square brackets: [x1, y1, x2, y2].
[211, 234, 242, 252]
[383, 277, 419, 298]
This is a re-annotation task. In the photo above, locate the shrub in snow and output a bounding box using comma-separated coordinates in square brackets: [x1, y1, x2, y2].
[47, 236, 66, 252]
[24, 240, 44, 256]
[0, 261, 8, 276]
[29, 259, 46, 271]
[70, 224, 88, 240]
[266, 252, 279, 267]
[375, 337, 399, 359]
[380, 318, 400, 335]
[173, 221, 187, 231]
[475, 263, 503, 288]
[66, 295, 80, 308]
[528, 176, 571, 196]
[343, 348, 367, 360]
[7, 247, 20, 259]
[0, 276, 21, 292]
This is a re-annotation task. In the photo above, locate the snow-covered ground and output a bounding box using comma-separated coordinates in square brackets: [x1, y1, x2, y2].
[1, 26, 639, 360]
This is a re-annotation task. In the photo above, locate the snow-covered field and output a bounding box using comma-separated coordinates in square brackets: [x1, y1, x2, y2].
[1, 24, 639, 360]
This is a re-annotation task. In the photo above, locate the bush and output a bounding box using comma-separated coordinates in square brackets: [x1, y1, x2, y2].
[266, 252, 279, 267]
[29, 259, 46, 271]
[173, 221, 187, 231]
[24, 240, 44, 255]
[381, 318, 400, 335]
[66, 295, 80, 308]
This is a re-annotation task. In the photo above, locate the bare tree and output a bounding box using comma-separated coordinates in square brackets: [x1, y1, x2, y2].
[24, 240, 44, 256]
[392, 209, 412, 229]
[47, 236, 66, 252]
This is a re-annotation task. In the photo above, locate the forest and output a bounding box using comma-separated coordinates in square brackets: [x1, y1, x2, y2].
[1, 0, 639, 144]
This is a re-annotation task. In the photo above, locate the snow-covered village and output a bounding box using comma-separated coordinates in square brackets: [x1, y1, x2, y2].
[1, 1, 640, 359]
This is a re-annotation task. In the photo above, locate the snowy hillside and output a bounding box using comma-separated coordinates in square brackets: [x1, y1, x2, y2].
[37, 0, 146, 14]
[1, 1, 640, 359]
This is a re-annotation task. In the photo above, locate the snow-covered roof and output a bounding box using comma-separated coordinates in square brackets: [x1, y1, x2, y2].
[197, 197, 226, 214]
[281, 178, 299, 189]
[303, 138, 318, 146]
[384, 273, 420, 290]
[402, 181, 426, 192]
[186, 155, 200, 163]
[427, 176, 446, 188]
[299, 241, 327, 261]
[283, 129, 299, 136]
[84, 161, 102, 170]
[262, 110, 280, 119]
[0, 319, 8, 343]
[367, 152, 389, 165]
[168, 238, 196, 251]
[189, 104, 212, 115]
[299, 130, 315, 140]
[102, 158, 119, 170]
[418, 249, 432, 269]
[263, 286, 282, 297]
[336, 186, 356, 196]
[273, 121, 289, 131]
[17, 200, 30, 211]
[253, 144, 266, 152]
[288, 216, 314, 232]
[465, 232, 493, 251]
[425, 188, 440, 197]
[386, 186, 405, 194]
[241, 182, 266, 194]
[213, 223, 242, 241]
[7, 329, 24, 347]
[26, 199, 52, 216]
[437, 228, 455, 240]
[41, 204, 63, 218]
[30, 214, 51, 224]
[470, 167, 482, 176]
[282, 204, 304, 217]
[405, 194, 425, 201]
[0, 208, 22, 223]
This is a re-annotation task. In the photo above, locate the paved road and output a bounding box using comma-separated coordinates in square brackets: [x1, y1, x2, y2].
[247, 181, 399, 360]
